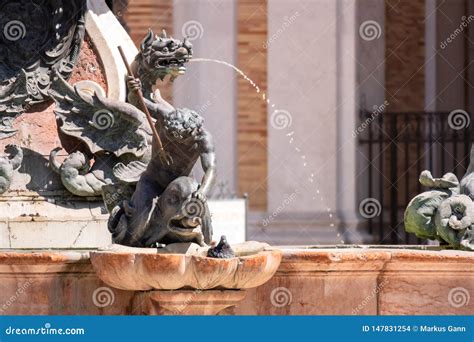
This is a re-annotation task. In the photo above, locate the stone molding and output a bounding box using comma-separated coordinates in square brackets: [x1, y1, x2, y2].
[85, 0, 138, 101]
[0, 248, 472, 315]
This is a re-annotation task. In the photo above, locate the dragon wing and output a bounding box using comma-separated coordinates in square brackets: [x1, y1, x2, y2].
[113, 160, 148, 183]
[49, 73, 152, 158]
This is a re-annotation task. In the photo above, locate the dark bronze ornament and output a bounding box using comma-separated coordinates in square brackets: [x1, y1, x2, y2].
[0, 0, 86, 139]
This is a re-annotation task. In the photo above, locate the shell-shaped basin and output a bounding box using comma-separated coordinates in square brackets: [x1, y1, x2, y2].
[90, 246, 282, 291]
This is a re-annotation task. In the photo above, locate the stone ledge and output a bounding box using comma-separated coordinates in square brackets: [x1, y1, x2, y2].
[0, 247, 472, 315]
[275, 247, 474, 272]
[1, 246, 472, 268]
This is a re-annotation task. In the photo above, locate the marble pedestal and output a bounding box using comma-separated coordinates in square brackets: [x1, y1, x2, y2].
[132, 290, 246, 315]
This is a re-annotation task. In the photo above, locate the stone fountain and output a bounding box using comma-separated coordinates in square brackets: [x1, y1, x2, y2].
[0, 0, 281, 315]
[90, 243, 281, 315]
[0, 0, 473, 318]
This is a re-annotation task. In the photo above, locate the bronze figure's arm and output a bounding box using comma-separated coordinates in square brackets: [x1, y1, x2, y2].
[126, 76, 175, 122]
[119, 46, 172, 165]
[194, 131, 217, 201]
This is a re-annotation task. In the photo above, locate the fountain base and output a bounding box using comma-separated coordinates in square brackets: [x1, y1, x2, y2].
[132, 290, 246, 315]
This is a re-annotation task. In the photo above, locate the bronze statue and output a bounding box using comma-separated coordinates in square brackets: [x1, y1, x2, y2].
[404, 147, 474, 250]
[107, 58, 216, 247]
[105, 30, 215, 247]
[48, 29, 194, 197]
[48, 29, 216, 247]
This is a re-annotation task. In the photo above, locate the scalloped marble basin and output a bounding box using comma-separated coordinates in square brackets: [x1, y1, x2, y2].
[90, 245, 282, 291]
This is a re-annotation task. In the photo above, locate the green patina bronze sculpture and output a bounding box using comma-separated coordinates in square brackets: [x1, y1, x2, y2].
[404, 147, 474, 250]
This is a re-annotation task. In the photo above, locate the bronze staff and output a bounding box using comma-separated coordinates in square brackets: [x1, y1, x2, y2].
[118, 45, 173, 165]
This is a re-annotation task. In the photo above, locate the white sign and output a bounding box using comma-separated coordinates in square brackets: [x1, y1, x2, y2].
[208, 198, 247, 244]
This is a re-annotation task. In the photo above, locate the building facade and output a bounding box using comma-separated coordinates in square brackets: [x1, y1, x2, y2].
[110, 0, 474, 245]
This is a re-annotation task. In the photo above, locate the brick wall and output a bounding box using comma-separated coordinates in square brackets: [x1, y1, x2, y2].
[384, 0, 426, 206]
[385, 0, 425, 111]
[237, 0, 268, 211]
